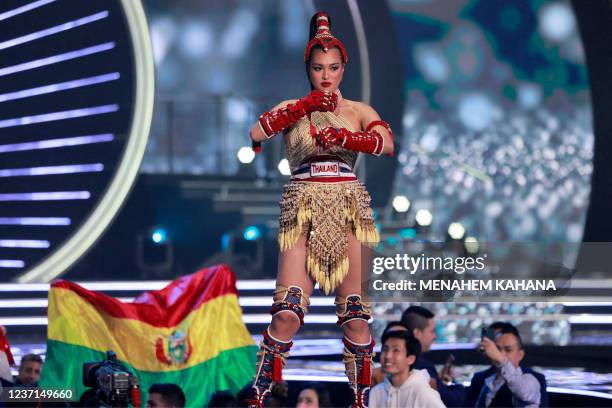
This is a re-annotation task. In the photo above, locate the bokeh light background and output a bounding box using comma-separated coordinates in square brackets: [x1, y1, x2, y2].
[142, 0, 592, 245]
[389, 0, 591, 243]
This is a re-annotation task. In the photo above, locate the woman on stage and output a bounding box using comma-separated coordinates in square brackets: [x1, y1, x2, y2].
[248, 12, 394, 408]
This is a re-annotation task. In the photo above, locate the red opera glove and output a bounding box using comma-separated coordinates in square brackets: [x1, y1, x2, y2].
[258, 91, 337, 137]
[316, 127, 385, 156]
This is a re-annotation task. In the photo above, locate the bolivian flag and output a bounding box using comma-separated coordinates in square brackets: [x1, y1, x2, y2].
[40, 264, 257, 407]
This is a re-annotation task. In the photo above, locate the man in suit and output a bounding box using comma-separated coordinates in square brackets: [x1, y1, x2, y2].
[465, 322, 548, 407]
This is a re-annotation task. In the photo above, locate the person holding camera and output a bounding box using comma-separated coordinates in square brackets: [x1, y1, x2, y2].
[465, 322, 548, 407]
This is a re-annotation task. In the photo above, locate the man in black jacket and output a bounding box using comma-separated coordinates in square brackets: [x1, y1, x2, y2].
[465, 322, 548, 407]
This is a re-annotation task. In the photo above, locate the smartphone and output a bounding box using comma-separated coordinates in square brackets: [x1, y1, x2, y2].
[443, 353, 455, 371]
[479, 327, 496, 352]
[481, 327, 496, 341]
[441, 354, 455, 384]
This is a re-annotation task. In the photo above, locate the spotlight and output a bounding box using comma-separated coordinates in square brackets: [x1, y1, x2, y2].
[243, 225, 262, 241]
[392, 195, 411, 213]
[151, 228, 167, 244]
[415, 209, 433, 227]
[399, 228, 417, 239]
[237, 146, 255, 164]
[448, 222, 466, 240]
[137, 227, 173, 277]
[539, 2, 575, 42]
[278, 159, 291, 176]
[464, 236, 480, 254]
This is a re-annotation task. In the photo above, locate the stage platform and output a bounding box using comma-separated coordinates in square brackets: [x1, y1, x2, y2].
[1, 280, 611, 405]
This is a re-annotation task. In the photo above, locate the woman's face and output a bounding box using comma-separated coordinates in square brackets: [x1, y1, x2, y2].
[296, 388, 319, 408]
[308, 47, 344, 93]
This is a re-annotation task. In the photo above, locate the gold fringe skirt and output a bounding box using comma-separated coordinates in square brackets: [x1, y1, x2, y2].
[278, 180, 380, 294]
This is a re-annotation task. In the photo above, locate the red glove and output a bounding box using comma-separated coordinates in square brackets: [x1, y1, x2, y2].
[259, 90, 337, 137]
[316, 127, 385, 156]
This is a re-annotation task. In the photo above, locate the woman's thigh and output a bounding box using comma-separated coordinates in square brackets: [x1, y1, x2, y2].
[276, 234, 314, 298]
[335, 231, 367, 298]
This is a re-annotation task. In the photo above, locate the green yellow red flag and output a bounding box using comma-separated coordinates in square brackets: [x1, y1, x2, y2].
[40, 264, 257, 407]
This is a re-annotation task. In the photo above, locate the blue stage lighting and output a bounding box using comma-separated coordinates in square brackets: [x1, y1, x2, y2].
[151, 228, 167, 244]
[243, 226, 261, 241]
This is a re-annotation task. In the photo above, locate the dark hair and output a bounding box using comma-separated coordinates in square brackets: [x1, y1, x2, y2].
[381, 330, 422, 359]
[148, 383, 186, 408]
[491, 322, 524, 349]
[382, 321, 408, 336]
[236, 383, 252, 407]
[20, 354, 43, 366]
[401, 306, 435, 333]
[488, 321, 508, 332]
[298, 382, 333, 407]
[207, 390, 237, 407]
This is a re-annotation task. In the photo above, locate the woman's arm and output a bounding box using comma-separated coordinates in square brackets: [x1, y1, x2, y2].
[250, 91, 338, 146]
[249, 100, 296, 143]
[315, 102, 395, 156]
[356, 102, 394, 156]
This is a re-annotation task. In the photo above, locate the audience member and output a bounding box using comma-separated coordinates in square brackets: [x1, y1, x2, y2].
[296, 382, 332, 408]
[146, 383, 186, 408]
[207, 390, 238, 407]
[401, 306, 465, 406]
[465, 322, 548, 407]
[15, 354, 42, 386]
[372, 321, 409, 386]
[370, 330, 445, 407]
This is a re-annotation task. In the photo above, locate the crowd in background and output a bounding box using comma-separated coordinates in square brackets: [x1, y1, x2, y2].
[0, 305, 547, 407]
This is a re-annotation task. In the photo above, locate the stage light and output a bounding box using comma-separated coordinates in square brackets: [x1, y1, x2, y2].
[448, 222, 466, 240]
[539, 2, 575, 42]
[226, 98, 249, 123]
[414, 44, 449, 84]
[243, 226, 261, 241]
[138, 227, 173, 276]
[386, 236, 399, 246]
[517, 83, 542, 109]
[464, 236, 480, 254]
[237, 146, 255, 164]
[458, 93, 500, 131]
[151, 228, 167, 244]
[0, 260, 25, 268]
[415, 209, 433, 227]
[399, 228, 417, 239]
[221, 233, 231, 252]
[179, 20, 213, 59]
[392, 195, 411, 213]
[277, 159, 291, 176]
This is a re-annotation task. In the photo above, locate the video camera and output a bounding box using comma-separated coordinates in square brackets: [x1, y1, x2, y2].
[82, 350, 141, 407]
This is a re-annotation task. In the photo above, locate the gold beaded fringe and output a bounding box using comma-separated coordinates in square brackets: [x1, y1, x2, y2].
[278, 181, 379, 294]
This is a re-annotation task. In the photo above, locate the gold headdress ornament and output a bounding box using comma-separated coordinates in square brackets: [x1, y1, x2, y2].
[304, 12, 348, 63]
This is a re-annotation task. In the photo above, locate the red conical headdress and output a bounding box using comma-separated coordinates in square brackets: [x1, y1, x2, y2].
[304, 12, 348, 63]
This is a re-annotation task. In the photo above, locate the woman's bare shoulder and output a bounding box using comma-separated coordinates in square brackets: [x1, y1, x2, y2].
[343, 100, 380, 123]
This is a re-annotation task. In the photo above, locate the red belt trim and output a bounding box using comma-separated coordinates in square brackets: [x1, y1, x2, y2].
[292, 176, 357, 183]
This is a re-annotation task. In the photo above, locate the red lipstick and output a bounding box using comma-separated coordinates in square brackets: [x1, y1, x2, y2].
[321, 82, 332, 88]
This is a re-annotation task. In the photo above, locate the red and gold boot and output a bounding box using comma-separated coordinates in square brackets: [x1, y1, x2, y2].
[343, 336, 375, 408]
[247, 329, 292, 407]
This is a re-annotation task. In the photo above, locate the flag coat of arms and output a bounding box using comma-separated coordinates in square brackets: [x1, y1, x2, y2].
[40, 264, 257, 407]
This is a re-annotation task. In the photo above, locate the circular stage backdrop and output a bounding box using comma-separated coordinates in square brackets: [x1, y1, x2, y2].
[0, 0, 154, 282]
